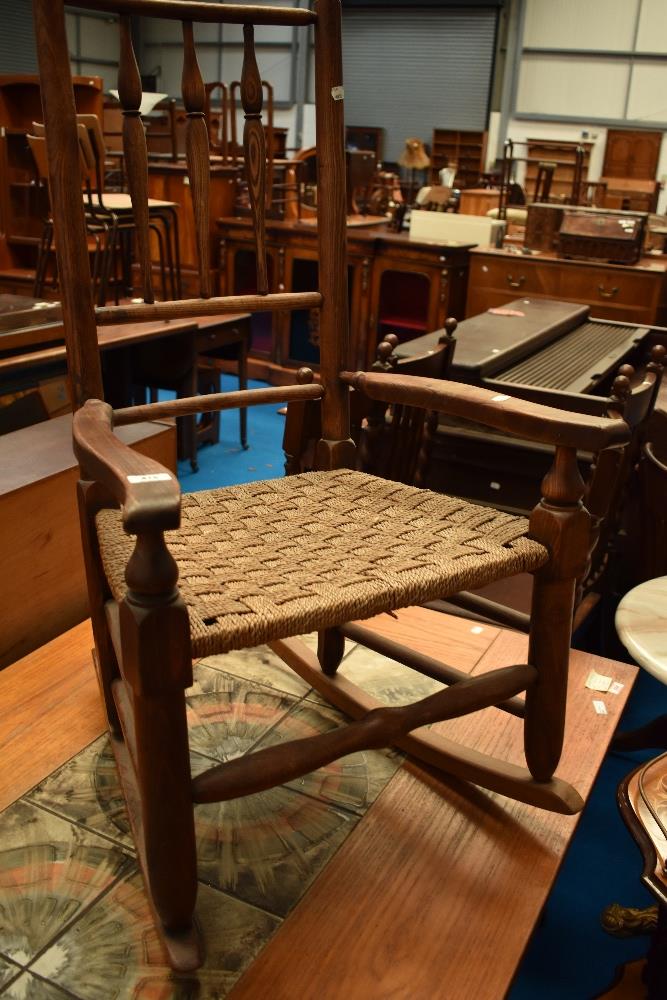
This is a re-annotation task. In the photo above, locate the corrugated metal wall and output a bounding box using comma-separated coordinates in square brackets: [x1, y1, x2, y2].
[0, 1, 37, 74]
[342, 8, 498, 162]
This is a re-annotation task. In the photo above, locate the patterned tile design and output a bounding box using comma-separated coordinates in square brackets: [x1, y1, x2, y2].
[0, 959, 19, 992]
[0, 640, 412, 998]
[1, 972, 73, 999]
[0, 800, 132, 966]
[31, 870, 278, 1000]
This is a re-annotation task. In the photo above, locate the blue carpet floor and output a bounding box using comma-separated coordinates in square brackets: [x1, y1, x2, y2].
[177, 376, 665, 998]
[175, 375, 287, 492]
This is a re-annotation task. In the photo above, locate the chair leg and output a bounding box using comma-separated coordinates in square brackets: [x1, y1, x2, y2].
[524, 574, 575, 782]
[165, 206, 183, 299]
[239, 338, 249, 449]
[524, 446, 590, 783]
[317, 627, 345, 675]
[115, 542, 200, 969]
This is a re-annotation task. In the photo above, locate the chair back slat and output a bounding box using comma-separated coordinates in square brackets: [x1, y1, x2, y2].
[118, 15, 154, 304]
[182, 20, 211, 298]
[241, 25, 268, 294]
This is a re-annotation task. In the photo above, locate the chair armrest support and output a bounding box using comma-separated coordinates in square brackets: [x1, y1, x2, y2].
[341, 371, 630, 452]
[73, 398, 181, 533]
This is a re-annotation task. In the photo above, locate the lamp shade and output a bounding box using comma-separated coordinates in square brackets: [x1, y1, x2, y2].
[398, 138, 431, 170]
[109, 90, 169, 116]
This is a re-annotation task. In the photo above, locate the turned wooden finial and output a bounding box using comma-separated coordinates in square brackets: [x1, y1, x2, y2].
[118, 15, 153, 304]
[372, 338, 397, 373]
[296, 366, 314, 384]
[609, 368, 633, 416]
[440, 316, 458, 342]
[648, 343, 666, 375]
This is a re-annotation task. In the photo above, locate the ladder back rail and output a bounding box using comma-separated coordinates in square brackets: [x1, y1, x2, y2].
[182, 20, 211, 297]
[81, 1, 317, 27]
[94, 291, 322, 324]
[118, 15, 154, 304]
[112, 381, 325, 426]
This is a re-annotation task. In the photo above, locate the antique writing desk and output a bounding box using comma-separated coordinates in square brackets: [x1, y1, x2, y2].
[0, 607, 637, 997]
[466, 246, 667, 325]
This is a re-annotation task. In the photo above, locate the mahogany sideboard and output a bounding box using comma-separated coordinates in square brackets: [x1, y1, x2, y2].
[466, 246, 667, 325]
[218, 217, 471, 384]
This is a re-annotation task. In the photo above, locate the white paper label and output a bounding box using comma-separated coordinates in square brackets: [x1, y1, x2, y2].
[127, 473, 172, 484]
[331, 86, 344, 101]
[609, 681, 625, 696]
[585, 669, 612, 693]
[593, 699, 608, 715]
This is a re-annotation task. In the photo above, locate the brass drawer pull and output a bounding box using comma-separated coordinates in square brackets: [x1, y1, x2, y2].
[506, 274, 525, 289]
[598, 284, 619, 299]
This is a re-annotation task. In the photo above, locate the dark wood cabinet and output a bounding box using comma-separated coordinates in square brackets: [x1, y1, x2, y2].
[603, 129, 662, 181]
[218, 218, 470, 383]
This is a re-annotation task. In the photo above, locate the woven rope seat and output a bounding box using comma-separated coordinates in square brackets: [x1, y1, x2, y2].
[96, 469, 548, 658]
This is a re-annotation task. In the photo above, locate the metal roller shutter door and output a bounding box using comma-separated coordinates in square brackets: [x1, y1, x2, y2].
[342, 8, 498, 163]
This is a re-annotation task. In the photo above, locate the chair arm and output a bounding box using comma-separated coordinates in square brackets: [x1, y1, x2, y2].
[73, 398, 181, 533]
[342, 371, 630, 452]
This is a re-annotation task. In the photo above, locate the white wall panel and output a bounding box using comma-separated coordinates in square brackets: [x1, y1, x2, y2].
[523, 0, 639, 51]
[636, 0, 667, 53]
[517, 55, 630, 119]
[626, 62, 667, 121]
[80, 16, 119, 62]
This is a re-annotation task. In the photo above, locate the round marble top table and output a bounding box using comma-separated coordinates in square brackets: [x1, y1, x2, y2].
[615, 576, 667, 684]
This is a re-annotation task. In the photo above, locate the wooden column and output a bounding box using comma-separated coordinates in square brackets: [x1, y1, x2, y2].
[32, 0, 102, 404]
[313, 0, 354, 470]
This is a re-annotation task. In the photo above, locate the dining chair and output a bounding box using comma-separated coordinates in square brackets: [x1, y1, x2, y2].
[34, 0, 629, 970]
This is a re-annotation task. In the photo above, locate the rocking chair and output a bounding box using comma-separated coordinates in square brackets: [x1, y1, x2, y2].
[34, 0, 629, 972]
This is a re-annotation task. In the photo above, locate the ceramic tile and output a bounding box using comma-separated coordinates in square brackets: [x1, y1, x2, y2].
[27, 737, 133, 851]
[0, 800, 132, 966]
[32, 868, 279, 1000]
[337, 644, 445, 706]
[0, 957, 20, 992]
[193, 779, 358, 917]
[254, 700, 403, 814]
[0, 972, 73, 999]
[197, 645, 312, 699]
[186, 664, 299, 763]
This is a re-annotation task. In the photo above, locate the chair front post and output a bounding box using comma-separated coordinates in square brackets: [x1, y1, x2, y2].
[117, 529, 198, 957]
[525, 446, 591, 782]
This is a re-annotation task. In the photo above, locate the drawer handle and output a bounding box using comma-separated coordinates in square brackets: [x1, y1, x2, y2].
[598, 284, 619, 299]
[506, 274, 525, 289]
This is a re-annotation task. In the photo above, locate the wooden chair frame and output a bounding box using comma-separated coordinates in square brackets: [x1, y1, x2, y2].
[34, 0, 630, 971]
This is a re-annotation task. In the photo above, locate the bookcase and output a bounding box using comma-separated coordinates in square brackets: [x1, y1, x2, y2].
[430, 129, 487, 189]
[0, 74, 104, 293]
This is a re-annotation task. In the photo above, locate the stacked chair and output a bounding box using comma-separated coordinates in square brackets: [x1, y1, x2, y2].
[35, 0, 631, 970]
